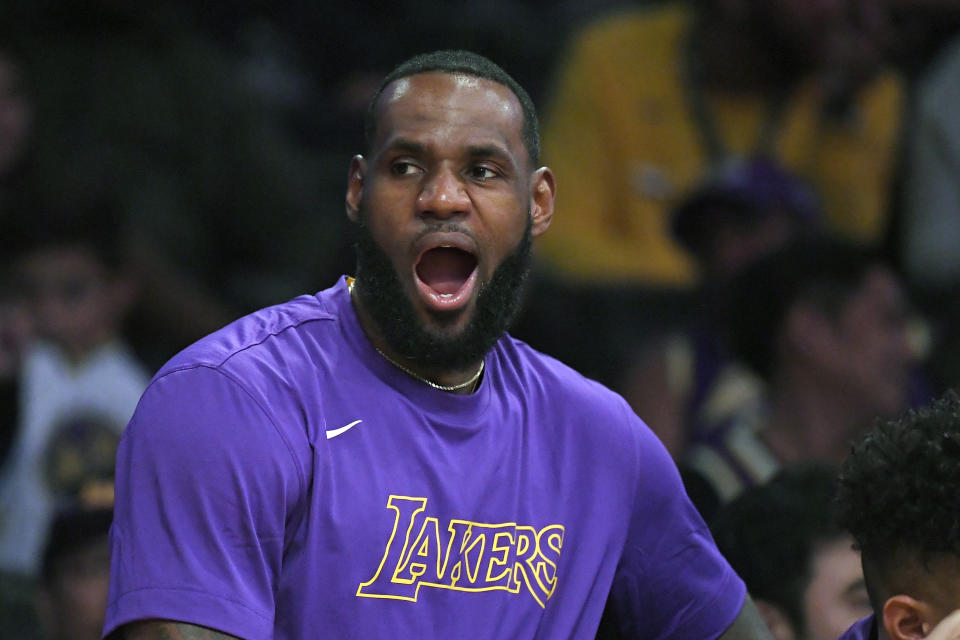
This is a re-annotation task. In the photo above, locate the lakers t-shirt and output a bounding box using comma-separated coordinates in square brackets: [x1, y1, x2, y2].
[105, 277, 744, 639]
[838, 615, 878, 640]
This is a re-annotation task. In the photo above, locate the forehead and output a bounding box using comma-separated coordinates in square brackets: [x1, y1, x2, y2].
[372, 72, 525, 158]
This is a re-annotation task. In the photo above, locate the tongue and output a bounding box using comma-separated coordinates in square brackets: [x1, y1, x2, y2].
[416, 247, 476, 295]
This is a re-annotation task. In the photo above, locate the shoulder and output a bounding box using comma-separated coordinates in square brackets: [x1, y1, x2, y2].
[837, 615, 877, 640]
[497, 335, 628, 405]
[158, 292, 336, 376]
[134, 289, 342, 473]
[495, 334, 651, 445]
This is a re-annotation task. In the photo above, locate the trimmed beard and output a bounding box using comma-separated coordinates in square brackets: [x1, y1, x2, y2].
[352, 212, 533, 371]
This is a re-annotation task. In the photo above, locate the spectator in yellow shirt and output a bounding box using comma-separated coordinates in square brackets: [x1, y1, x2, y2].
[539, 0, 902, 288]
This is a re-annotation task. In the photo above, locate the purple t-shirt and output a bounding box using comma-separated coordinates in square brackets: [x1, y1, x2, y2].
[838, 615, 878, 640]
[105, 278, 745, 639]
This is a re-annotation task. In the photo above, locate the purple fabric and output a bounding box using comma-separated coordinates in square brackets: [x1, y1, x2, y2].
[105, 277, 745, 639]
[838, 615, 878, 640]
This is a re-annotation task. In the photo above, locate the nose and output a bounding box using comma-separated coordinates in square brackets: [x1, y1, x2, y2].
[416, 166, 470, 219]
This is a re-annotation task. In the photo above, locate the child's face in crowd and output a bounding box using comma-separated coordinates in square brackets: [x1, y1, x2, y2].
[18, 245, 130, 360]
[803, 536, 872, 640]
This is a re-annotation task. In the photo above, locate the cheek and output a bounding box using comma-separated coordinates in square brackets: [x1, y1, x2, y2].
[805, 591, 871, 640]
[484, 201, 530, 250]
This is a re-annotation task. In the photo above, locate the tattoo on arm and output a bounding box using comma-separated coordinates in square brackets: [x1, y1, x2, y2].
[120, 621, 241, 640]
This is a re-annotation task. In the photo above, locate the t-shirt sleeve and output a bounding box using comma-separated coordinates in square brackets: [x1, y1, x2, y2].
[837, 615, 877, 640]
[104, 365, 306, 640]
[609, 403, 746, 640]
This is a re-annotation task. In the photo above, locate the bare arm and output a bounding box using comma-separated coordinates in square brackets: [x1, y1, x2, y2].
[718, 596, 776, 640]
[117, 620, 241, 639]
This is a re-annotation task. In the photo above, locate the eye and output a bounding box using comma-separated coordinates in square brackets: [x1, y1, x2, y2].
[391, 161, 422, 177]
[467, 165, 498, 181]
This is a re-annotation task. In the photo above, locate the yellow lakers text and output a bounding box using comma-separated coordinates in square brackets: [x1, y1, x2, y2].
[357, 495, 564, 608]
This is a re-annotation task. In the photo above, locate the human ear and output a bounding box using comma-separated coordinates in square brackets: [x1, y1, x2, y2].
[754, 599, 796, 640]
[529, 166, 556, 238]
[883, 595, 936, 639]
[346, 155, 366, 223]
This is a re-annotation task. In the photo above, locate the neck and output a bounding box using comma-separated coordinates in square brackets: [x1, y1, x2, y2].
[349, 280, 484, 394]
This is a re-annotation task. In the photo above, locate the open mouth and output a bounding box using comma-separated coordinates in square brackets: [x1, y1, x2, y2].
[414, 246, 478, 310]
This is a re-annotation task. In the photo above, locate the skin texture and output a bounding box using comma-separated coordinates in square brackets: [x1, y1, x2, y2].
[803, 537, 872, 640]
[720, 596, 778, 640]
[119, 622, 240, 639]
[345, 71, 554, 388]
[810, 266, 915, 420]
[926, 611, 960, 640]
[877, 556, 960, 640]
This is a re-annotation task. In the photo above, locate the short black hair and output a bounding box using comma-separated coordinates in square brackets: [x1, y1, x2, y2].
[3, 197, 125, 272]
[725, 237, 882, 380]
[670, 156, 822, 260]
[711, 463, 845, 637]
[836, 391, 960, 590]
[364, 49, 540, 167]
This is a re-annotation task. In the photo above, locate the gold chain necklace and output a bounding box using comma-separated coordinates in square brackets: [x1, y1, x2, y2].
[374, 346, 484, 393]
[349, 277, 484, 393]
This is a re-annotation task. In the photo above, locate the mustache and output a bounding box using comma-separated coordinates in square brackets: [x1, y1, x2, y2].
[351, 206, 533, 370]
[411, 222, 478, 245]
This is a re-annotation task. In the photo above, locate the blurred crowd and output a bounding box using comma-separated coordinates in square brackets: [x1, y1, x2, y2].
[1, 0, 960, 638]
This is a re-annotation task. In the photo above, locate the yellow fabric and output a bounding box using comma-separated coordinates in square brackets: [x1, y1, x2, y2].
[538, 3, 904, 286]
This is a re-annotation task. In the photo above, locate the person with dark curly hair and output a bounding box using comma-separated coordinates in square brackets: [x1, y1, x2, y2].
[835, 391, 960, 640]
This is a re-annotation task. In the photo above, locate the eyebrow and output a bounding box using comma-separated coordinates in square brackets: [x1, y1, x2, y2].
[465, 143, 515, 166]
[382, 138, 516, 167]
[383, 138, 427, 155]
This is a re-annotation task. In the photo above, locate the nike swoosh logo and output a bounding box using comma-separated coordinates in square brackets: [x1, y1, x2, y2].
[325, 419, 363, 440]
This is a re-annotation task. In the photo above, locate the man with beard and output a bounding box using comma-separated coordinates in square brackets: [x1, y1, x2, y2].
[103, 50, 771, 640]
